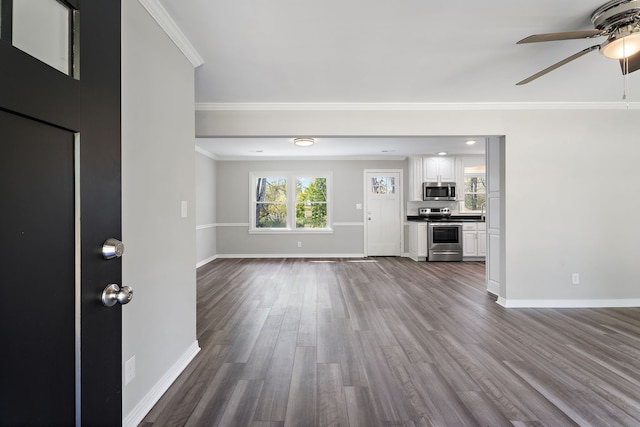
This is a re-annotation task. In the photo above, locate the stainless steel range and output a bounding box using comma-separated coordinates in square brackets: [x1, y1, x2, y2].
[418, 207, 463, 262]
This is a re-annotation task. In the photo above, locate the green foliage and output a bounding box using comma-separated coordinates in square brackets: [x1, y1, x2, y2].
[254, 176, 328, 229]
[464, 175, 486, 211]
[256, 177, 287, 228]
[296, 177, 327, 228]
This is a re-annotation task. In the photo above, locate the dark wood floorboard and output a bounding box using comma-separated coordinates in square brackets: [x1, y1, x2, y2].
[140, 258, 640, 426]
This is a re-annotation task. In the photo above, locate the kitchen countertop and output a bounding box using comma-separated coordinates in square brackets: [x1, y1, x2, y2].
[407, 215, 484, 222]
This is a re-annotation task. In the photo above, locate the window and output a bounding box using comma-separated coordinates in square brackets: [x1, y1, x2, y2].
[255, 177, 287, 228]
[251, 172, 331, 233]
[463, 166, 486, 212]
[369, 176, 396, 194]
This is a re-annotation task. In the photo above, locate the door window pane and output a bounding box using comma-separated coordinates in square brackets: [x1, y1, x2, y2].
[12, 0, 71, 74]
[371, 176, 395, 194]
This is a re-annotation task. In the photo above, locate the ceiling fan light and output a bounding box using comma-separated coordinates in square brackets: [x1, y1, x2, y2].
[601, 32, 640, 59]
[293, 137, 314, 147]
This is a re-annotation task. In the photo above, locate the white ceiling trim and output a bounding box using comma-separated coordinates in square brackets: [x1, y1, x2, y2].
[138, 0, 204, 68]
[196, 102, 640, 111]
[195, 145, 217, 160]
[206, 155, 409, 162]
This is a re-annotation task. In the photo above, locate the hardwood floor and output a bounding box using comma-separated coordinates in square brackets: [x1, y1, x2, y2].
[140, 258, 640, 426]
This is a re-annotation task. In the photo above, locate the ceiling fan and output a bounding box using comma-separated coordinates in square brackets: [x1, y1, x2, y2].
[516, 0, 640, 85]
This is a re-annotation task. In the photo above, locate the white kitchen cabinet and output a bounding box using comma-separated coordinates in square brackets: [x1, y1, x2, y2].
[407, 156, 424, 201]
[423, 156, 455, 182]
[408, 221, 428, 261]
[477, 223, 487, 257]
[462, 221, 486, 259]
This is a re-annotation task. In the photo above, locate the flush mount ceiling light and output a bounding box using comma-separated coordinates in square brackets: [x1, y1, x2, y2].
[465, 140, 477, 145]
[293, 137, 314, 147]
[438, 151, 448, 156]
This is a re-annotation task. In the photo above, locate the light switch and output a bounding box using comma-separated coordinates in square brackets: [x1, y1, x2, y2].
[181, 201, 188, 218]
[356, 203, 363, 210]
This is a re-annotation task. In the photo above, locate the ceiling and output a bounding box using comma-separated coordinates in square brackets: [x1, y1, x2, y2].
[195, 136, 487, 160]
[159, 0, 640, 158]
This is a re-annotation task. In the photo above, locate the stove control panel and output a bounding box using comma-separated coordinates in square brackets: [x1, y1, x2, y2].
[419, 207, 451, 217]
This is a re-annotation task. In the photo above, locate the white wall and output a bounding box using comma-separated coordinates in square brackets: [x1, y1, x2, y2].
[122, 1, 198, 423]
[215, 158, 406, 256]
[197, 107, 640, 306]
[196, 149, 217, 266]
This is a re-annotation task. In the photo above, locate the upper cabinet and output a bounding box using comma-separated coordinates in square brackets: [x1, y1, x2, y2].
[408, 156, 424, 201]
[424, 156, 455, 182]
[407, 156, 457, 201]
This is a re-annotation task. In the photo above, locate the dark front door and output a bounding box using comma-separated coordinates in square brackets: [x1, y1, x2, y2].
[0, 1, 122, 425]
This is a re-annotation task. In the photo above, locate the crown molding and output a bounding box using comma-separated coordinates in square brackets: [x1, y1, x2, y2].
[204, 155, 408, 161]
[195, 145, 217, 160]
[195, 101, 640, 111]
[138, 0, 204, 68]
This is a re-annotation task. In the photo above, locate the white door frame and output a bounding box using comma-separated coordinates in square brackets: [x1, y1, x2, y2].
[486, 136, 506, 302]
[363, 169, 404, 257]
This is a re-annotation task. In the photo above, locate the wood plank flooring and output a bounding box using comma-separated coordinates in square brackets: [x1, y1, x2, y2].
[140, 258, 640, 426]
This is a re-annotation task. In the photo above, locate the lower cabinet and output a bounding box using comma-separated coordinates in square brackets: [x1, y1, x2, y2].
[462, 222, 486, 259]
[408, 221, 428, 261]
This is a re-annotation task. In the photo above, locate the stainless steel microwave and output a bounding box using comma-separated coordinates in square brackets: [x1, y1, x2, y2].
[423, 182, 456, 201]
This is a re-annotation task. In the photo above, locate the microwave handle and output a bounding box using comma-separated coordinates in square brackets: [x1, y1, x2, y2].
[450, 184, 455, 198]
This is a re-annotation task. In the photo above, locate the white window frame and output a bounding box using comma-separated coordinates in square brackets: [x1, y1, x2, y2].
[249, 171, 333, 234]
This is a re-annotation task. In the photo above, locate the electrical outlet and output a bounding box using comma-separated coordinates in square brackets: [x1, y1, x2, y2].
[572, 273, 580, 285]
[297, 241, 302, 248]
[125, 355, 136, 385]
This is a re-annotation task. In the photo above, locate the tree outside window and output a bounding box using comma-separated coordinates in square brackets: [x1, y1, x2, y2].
[464, 171, 486, 212]
[251, 172, 331, 232]
[296, 177, 327, 228]
[255, 177, 287, 228]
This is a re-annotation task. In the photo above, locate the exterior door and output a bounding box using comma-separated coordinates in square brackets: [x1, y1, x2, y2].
[365, 171, 402, 256]
[0, 1, 123, 426]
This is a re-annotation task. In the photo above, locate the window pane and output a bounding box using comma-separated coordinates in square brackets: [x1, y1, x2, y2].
[255, 177, 287, 228]
[256, 177, 286, 203]
[296, 177, 327, 228]
[296, 177, 326, 202]
[464, 194, 486, 211]
[296, 202, 327, 228]
[370, 176, 395, 194]
[12, 0, 71, 74]
[465, 176, 486, 193]
[256, 203, 287, 228]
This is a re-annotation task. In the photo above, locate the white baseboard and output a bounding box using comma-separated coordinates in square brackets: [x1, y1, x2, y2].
[487, 281, 500, 296]
[497, 298, 640, 308]
[123, 341, 201, 427]
[215, 253, 366, 259]
[196, 255, 217, 268]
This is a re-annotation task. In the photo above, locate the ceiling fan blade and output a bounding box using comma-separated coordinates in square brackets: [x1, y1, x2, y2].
[620, 50, 640, 74]
[516, 45, 600, 85]
[517, 30, 605, 44]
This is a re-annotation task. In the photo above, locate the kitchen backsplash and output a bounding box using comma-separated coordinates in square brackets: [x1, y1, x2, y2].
[406, 200, 458, 216]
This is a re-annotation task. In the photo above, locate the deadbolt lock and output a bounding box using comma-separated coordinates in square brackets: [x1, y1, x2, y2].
[102, 238, 124, 259]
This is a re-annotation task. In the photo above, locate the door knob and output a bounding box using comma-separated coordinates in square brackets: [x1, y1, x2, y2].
[102, 238, 124, 259]
[101, 283, 133, 307]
